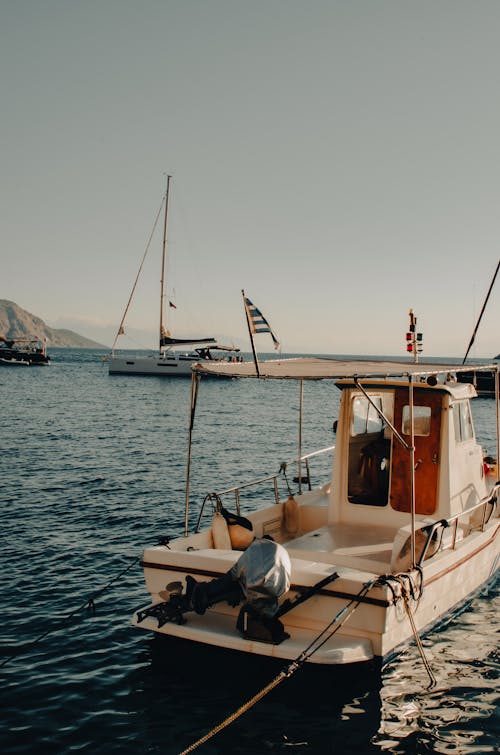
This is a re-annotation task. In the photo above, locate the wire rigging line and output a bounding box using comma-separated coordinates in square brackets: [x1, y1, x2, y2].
[462, 258, 500, 364]
[0, 556, 140, 669]
[111, 196, 166, 353]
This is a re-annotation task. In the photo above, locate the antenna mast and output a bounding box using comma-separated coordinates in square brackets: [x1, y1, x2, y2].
[406, 309, 423, 363]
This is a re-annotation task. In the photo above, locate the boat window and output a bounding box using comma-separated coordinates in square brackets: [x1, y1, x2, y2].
[452, 401, 474, 442]
[351, 396, 383, 436]
[348, 396, 389, 506]
[401, 405, 431, 436]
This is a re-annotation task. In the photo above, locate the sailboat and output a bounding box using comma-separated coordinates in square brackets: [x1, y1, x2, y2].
[108, 176, 240, 376]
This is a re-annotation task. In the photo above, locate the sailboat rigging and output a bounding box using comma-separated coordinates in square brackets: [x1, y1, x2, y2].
[458, 258, 500, 396]
[462, 259, 500, 364]
[108, 176, 240, 377]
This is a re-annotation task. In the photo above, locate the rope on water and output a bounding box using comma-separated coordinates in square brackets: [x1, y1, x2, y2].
[178, 576, 379, 755]
[179, 670, 289, 755]
[379, 570, 436, 689]
[403, 596, 437, 688]
[0, 555, 140, 669]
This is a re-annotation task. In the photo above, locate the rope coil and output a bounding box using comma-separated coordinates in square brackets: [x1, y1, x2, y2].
[378, 569, 436, 688]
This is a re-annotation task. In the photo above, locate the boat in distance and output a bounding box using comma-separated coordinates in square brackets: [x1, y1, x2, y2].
[0, 336, 49, 366]
[108, 342, 242, 376]
[132, 357, 499, 668]
[108, 175, 240, 377]
[456, 366, 498, 397]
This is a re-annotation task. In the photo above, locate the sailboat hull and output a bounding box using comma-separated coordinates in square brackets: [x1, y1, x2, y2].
[108, 353, 238, 377]
[108, 354, 199, 376]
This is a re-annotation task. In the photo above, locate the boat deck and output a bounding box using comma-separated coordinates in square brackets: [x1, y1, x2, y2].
[286, 524, 396, 573]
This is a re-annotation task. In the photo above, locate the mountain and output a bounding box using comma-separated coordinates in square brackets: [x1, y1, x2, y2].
[0, 300, 108, 349]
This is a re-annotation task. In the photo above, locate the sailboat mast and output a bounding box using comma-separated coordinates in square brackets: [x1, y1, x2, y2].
[462, 259, 500, 364]
[159, 175, 172, 352]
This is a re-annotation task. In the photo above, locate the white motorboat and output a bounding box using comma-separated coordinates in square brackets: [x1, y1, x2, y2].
[132, 357, 499, 668]
[108, 176, 240, 377]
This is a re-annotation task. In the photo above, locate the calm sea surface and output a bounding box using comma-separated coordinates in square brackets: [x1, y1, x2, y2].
[1, 349, 498, 754]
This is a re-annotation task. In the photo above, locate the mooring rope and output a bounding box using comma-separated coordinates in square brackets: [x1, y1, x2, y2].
[178, 576, 379, 755]
[378, 570, 436, 689]
[403, 596, 437, 688]
[0, 555, 140, 669]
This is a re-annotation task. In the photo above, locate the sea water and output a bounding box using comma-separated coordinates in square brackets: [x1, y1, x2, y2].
[0, 350, 498, 754]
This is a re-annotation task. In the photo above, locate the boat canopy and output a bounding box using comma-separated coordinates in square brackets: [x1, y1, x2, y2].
[192, 356, 499, 381]
[192, 357, 498, 380]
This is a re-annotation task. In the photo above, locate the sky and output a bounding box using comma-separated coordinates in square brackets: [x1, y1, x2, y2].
[2, 1, 500, 357]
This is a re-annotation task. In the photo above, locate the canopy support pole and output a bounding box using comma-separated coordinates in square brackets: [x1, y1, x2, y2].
[496, 368, 500, 476]
[354, 378, 410, 451]
[409, 375, 416, 568]
[298, 379, 303, 494]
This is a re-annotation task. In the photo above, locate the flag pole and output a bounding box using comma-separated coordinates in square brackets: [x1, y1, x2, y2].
[242, 289, 260, 377]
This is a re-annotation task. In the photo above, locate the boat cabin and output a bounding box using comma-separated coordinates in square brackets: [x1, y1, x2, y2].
[331, 379, 486, 526]
[269, 372, 492, 576]
[183, 358, 498, 574]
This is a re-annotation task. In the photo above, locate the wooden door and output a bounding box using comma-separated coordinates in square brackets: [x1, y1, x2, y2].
[390, 389, 442, 515]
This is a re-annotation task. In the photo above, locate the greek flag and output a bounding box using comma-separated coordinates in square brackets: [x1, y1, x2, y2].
[243, 295, 280, 350]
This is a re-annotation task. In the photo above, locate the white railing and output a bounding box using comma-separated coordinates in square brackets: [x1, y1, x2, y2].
[417, 485, 500, 565]
[194, 445, 335, 532]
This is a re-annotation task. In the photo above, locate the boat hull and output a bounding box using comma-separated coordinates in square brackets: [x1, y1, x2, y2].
[0, 357, 30, 367]
[0, 349, 49, 365]
[109, 355, 198, 376]
[132, 522, 499, 665]
[108, 354, 238, 377]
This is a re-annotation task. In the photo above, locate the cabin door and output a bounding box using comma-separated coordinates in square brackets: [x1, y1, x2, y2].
[390, 389, 442, 515]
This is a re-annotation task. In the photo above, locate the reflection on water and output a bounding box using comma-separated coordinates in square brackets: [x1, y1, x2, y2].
[120, 576, 498, 755]
[375, 577, 499, 754]
[128, 637, 384, 754]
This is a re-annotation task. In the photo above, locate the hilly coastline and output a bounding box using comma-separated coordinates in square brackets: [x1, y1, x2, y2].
[0, 300, 108, 349]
